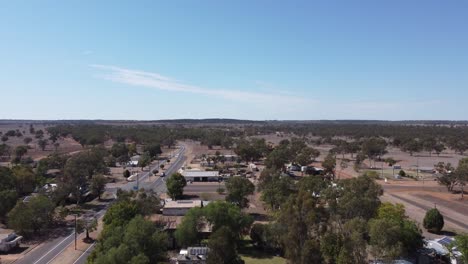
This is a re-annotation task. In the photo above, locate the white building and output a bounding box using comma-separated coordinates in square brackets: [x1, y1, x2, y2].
[176, 247, 209, 264]
[181, 170, 219, 182]
[162, 200, 209, 216]
[0, 229, 22, 252]
[425, 236, 463, 264]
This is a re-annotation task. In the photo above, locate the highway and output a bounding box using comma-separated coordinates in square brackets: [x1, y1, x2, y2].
[15, 146, 186, 264]
[184, 182, 225, 193]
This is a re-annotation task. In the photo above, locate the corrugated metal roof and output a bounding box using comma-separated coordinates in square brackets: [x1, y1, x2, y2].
[182, 171, 219, 177]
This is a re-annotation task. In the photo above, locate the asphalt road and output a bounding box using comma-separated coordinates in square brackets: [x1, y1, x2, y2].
[73, 146, 186, 264]
[389, 193, 468, 230]
[184, 183, 225, 193]
[15, 146, 186, 264]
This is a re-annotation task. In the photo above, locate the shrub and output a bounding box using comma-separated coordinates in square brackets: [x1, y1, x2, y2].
[362, 170, 379, 179]
[399, 170, 406, 177]
[423, 208, 444, 233]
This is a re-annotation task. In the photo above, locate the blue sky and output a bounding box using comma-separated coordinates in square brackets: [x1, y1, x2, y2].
[1, 0, 467, 120]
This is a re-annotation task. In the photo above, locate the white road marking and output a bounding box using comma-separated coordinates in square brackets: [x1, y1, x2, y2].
[72, 242, 96, 264]
[33, 232, 74, 264]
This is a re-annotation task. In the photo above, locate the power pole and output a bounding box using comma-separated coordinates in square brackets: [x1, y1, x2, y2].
[74, 215, 77, 250]
[136, 173, 139, 190]
[417, 157, 419, 179]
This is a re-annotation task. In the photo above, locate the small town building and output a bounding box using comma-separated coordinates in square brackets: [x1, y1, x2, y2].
[128, 155, 140, 166]
[425, 237, 463, 264]
[181, 170, 219, 182]
[176, 247, 209, 264]
[0, 229, 22, 252]
[162, 200, 209, 216]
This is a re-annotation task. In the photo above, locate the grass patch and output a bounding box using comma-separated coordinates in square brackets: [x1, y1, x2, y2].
[239, 238, 286, 264]
[241, 254, 286, 264]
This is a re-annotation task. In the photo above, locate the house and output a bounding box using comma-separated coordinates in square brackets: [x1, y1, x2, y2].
[162, 200, 209, 216]
[0, 229, 22, 252]
[42, 183, 58, 193]
[425, 237, 463, 264]
[128, 155, 140, 166]
[151, 214, 212, 249]
[181, 170, 219, 182]
[286, 163, 301, 171]
[176, 247, 209, 264]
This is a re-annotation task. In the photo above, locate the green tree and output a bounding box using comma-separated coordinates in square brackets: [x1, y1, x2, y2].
[377, 202, 406, 221]
[361, 137, 388, 166]
[103, 200, 139, 227]
[128, 143, 137, 156]
[38, 139, 48, 151]
[423, 208, 444, 233]
[249, 223, 279, 251]
[234, 139, 267, 162]
[265, 145, 290, 171]
[166, 173, 187, 200]
[453, 234, 468, 263]
[143, 143, 162, 158]
[14, 145, 28, 160]
[423, 138, 437, 156]
[138, 152, 151, 171]
[174, 207, 204, 247]
[0, 144, 12, 158]
[401, 138, 423, 156]
[0, 190, 17, 221]
[258, 169, 293, 210]
[8, 195, 55, 236]
[434, 143, 446, 156]
[339, 218, 368, 264]
[77, 218, 98, 241]
[295, 147, 320, 166]
[207, 226, 244, 264]
[322, 153, 336, 179]
[123, 169, 131, 178]
[89, 215, 167, 264]
[368, 218, 404, 261]
[326, 175, 382, 221]
[111, 143, 129, 158]
[435, 162, 457, 192]
[278, 190, 325, 264]
[62, 148, 109, 204]
[455, 158, 468, 198]
[203, 201, 253, 238]
[250, 223, 268, 248]
[12, 165, 36, 195]
[369, 203, 423, 260]
[0, 166, 15, 190]
[23, 137, 33, 145]
[91, 174, 107, 200]
[225, 177, 255, 208]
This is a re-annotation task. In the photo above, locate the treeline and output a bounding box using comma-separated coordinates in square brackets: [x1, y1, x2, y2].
[46, 124, 239, 148]
[255, 171, 423, 263]
[44, 122, 468, 156]
[250, 123, 468, 143]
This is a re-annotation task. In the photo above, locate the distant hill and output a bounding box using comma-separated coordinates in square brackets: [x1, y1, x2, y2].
[1, 119, 468, 126]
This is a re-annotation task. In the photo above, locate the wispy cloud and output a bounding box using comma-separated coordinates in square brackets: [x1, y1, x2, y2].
[91, 65, 310, 105]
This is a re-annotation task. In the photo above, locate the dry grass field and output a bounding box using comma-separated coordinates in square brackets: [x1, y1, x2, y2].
[0, 123, 83, 161]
